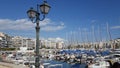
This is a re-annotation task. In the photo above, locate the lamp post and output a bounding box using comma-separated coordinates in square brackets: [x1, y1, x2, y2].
[27, 1, 51, 68]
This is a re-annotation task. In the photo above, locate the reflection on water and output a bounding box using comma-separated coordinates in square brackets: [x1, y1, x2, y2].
[42, 59, 87, 68]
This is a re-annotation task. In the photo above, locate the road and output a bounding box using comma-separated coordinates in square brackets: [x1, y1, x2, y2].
[0, 62, 29, 68]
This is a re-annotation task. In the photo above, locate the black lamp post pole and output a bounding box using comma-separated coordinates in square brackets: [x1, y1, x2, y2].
[35, 13, 40, 68]
[27, 1, 51, 68]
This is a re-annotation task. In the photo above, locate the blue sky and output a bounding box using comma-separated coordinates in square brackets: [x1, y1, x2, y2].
[0, 0, 120, 42]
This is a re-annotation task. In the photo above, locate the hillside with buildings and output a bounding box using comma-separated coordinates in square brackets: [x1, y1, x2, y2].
[0, 32, 64, 50]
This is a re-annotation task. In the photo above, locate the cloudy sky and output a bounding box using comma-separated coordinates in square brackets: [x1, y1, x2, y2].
[0, 0, 120, 42]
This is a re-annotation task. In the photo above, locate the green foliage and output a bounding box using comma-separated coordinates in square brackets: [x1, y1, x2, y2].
[46, 47, 50, 49]
[0, 48, 16, 51]
[67, 45, 72, 49]
[0, 56, 2, 61]
[41, 45, 46, 48]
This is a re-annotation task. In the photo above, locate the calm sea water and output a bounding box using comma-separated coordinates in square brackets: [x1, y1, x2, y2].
[42, 60, 87, 68]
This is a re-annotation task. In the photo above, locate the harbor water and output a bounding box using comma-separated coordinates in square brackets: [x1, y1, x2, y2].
[42, 59, 87, 68]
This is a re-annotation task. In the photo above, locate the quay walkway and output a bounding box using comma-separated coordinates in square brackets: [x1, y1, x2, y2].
[0, 62, 28, 68]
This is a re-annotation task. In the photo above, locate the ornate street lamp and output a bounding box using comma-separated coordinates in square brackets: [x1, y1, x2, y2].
[27, 1, 51, 68]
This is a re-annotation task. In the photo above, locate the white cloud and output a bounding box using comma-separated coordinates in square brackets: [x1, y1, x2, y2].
[41, 21, 65, 31]
[0, 19, 34, 30]
[0, 18, 65, 31]
[40, 18, 51, 26]
[48, 37, 64, 42]
[111, 25, 120, 29]
[41, 25, 65, 31]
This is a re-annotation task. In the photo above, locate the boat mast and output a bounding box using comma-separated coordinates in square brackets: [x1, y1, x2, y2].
[106, 23, 112, 49]
[92, 26, 97, 49]
[78, 28, 83, 48]
[98, 26, 102, 49]
[80, 28, 84, 48]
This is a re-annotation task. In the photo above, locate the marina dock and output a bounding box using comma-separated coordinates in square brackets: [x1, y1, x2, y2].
[0, 62, 28, 68]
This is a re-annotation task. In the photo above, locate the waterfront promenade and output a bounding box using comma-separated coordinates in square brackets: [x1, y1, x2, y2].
[0, 65, 11, 68]
[0, 62, 28, 68]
